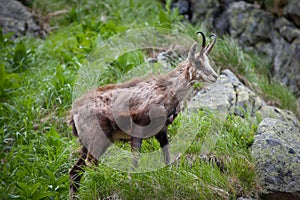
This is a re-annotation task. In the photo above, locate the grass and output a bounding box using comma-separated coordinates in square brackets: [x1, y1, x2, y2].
[78, 111, 258, 200]
[0, 0, 297, 199]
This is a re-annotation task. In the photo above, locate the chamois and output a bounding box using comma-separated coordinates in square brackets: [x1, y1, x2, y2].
[69, 32, 218, 199]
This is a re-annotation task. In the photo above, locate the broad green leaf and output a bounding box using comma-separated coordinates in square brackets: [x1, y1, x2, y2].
[0, 64, 6, 96]
[5, 73, 20, 89]
[34, 191, 56, 200]
[13, 42, 26, 63]
[29, 183, 41, 197]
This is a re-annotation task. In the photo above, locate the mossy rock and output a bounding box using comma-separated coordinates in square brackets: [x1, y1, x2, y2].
[251, 117, 300, 199]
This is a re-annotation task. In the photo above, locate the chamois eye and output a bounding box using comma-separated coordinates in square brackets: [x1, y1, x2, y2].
[195, 60, 201, 67]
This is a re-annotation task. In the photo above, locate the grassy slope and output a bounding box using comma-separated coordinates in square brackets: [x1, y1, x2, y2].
[0, 0, 297, 199]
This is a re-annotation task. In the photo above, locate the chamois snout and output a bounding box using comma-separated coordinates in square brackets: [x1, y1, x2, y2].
[205, 68, 218, 83]
[202, 59, 218, 83]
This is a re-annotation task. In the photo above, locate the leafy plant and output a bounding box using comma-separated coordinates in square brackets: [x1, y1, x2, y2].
[14, 182, 55, 200]
[0, 63, 21, 99]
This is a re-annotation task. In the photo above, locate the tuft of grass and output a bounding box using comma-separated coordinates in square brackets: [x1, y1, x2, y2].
[258, 77, 298, 111]
[211, 35, 257, 79]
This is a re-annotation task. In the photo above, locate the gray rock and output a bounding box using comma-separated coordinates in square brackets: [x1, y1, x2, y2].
[298, 99, 300, 119]
[283, 0, 300, 28]
[171, 0, 192, 21]
[189, 67, 298, 119]
[251, 118, 300, 199]
[189, 69, 264, 118]
[17, 0, 32, 7]
[275, 17, 300, 43]
[0, 0, 44, 38]
[227, 1, 275, 52]
[272, 37, 300, 96]
[190, 0, 221, 31]
[257, 105, 300, 129]
[225, 2, 300, 97]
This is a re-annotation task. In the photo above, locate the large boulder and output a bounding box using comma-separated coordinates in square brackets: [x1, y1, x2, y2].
[257, 105, 300, 129]
[227, 1, 275, 52]
[283, 0, 300, 28]
[251, 117, 300, 200]
[0, 0, 44, 38]
[189, 69, 264, 118]
[190, 0, 221, 31]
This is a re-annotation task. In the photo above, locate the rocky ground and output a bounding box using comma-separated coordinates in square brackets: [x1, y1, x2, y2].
[154, 46, 300, 199]
[191, 68, 300, 200]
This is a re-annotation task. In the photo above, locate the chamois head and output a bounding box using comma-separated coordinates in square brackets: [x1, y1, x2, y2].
[187, 32, 218, 83]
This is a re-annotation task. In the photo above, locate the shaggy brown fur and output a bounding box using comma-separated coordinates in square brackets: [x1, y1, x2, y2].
[69, 32, 218, 200]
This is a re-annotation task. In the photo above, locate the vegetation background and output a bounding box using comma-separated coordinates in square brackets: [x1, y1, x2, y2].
[0, 0, 297, 199]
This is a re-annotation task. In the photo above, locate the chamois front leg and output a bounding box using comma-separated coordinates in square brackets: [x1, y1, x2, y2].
[69, 146, 88, 200]
[155, 128, 170, 165]
[130, 137, 143, 169]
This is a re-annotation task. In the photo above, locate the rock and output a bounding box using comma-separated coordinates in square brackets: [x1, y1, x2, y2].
[257, 106, 300, 129]
[213, 10, 230, 35]
[275, 18, 300, 43]
[17, 0, 32, 7]
[227, 1, 275, 51]
[283, 0, 300, 28]
[189, 69, 264, 118]
[190, 0, 221, 31]
[272, 18, 300, 96]
[251, 118, 300, 199]
[0, 0, 44, 38]
[261, 0, 288, 16]
[171, 0, 192, 21]
[272, 37, 300, 96]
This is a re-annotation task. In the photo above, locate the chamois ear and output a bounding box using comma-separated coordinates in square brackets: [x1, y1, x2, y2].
[188, 42, 197, 63]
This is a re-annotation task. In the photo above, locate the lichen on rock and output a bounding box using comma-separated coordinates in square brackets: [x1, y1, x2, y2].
[251, 118, 300, 199]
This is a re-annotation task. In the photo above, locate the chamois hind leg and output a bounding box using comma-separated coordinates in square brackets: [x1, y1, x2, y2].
[69, 132, 112, 199]
[130, 137, 143, 169]
[69, 146, 88, 200]
[155, 128, 170, 165]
